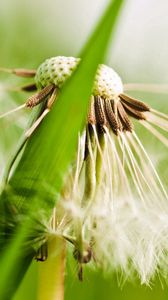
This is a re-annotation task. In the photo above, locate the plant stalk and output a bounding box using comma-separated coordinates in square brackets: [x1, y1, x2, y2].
[37, 237, 66, 300]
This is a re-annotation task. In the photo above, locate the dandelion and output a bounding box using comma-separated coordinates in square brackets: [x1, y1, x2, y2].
[1, 56, 168, 284]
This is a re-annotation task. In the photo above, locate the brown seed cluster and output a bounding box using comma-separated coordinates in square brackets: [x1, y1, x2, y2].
[88, 94, 150, 135]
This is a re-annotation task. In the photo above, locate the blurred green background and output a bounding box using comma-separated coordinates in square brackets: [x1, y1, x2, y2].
[0, 0, 168, 299]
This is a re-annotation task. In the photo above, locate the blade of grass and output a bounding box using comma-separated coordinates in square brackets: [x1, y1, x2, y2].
[0, 0, 124, 298]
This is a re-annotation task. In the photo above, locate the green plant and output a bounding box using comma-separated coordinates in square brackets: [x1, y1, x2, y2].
[1, 1, 168, 300]
[0, 1, 124, 299]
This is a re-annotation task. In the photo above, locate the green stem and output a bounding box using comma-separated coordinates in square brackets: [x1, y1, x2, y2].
[82, 128, 96, 205]
[96, 133, 105, 187]
[37, 237, 66, 300]
[83, 153, 96, 201]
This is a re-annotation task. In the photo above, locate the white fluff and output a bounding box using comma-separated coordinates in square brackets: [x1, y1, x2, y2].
[49, 122, 168, 285]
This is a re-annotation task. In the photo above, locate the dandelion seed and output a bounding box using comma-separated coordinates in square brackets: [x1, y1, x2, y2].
[1, 56, 168, 284]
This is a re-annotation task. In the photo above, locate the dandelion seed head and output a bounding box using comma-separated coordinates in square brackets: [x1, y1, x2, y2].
[35, 56, 80, 89]
[35, 56, 123, 99]
[2, 55, 168, 285]
[93, 64, 123, 99]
